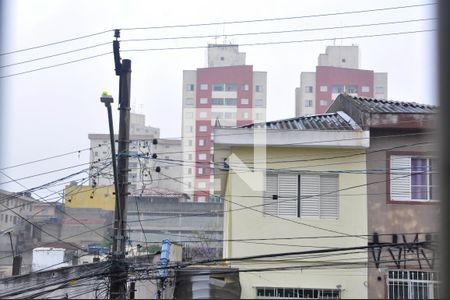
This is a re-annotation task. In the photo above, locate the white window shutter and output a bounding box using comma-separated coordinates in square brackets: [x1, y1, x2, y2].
[390, 156, 411, 201]
[278, 174, 298, 217]
[263, 174, 278, 216]
[320, 175, 339, 218]
[300, 175, 320, 217]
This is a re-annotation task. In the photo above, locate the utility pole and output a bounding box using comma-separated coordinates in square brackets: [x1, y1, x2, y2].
[8, 232, 22, 276]
[107, 29, 132, 299]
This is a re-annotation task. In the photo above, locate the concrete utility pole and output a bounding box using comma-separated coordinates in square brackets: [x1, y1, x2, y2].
[108, 29, 132, 299]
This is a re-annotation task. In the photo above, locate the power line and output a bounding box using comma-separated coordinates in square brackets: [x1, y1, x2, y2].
[0, 30, 112, 56]
[0, 28, 434, 79]
[0, 52, 112, 79]
[0, 42, 111, 69]
[122, 18, 435, 43]
[121, 29, 436, 52]
[0, 144, 107, 171]
[120, 3, 436, 31]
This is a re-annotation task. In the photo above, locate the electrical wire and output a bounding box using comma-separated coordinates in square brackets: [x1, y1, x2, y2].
[120, 3, 436, 31]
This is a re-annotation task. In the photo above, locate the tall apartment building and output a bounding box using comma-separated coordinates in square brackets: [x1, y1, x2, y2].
[182, 44, 267, 202]
[295, 45, 388, 116]
[89, 113, 182, 193]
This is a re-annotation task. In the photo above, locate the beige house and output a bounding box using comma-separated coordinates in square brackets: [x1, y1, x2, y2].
[214, 112, 370, 299]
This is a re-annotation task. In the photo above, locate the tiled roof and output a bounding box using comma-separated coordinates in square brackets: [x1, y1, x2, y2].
[342, 95, 437, 113]
[241, 111, 360, 131]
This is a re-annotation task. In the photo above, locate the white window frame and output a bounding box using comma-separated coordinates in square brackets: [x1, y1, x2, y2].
[362, 86, 370, 93]
[264, 173, 339, 219]
[199, 98, 208, 104]
[390, 155, 438, 202]
[200, 83, 208, 90]
[198, 153, 207, 160]
[186, 84, 195, 91]
[240, 98, 249, 105]
[199, 111, 208, 119]
[185, 98, 194, 105]
[320, 85, 328, 92]
[255, 85, 263, 92]
[256, 287, 340, 299]
[199, 125, 208, 132]
[320, 99, 328, 106]
[387, 270, 440, 299]
[199, 139, 205, 146]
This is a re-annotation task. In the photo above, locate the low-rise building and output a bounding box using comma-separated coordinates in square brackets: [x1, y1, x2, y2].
[327, 94, 439, 299]
[214, 112, 370, 298]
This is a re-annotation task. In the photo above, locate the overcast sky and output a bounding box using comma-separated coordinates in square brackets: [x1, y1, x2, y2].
[0, 0, 437, 196]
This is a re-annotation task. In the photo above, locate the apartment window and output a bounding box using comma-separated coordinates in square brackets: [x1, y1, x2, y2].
[199, 111, 208, 119]
[198, 167, 205, 175]
[200, 83, 208, 90]
[0, 214, 3, 221]
[332, 85, 344, 93]
[255, 99, 264, 107]
[197, 181, 207, 188]
[211, 112, 223, 119]
[188, 154, 193, 160]
[225, 84, 237, 91]
[304, 100, 313, 107]
[188, 182, 192, 188]
[198, 153, 207, 160]
[197, 196, 206, 202]
[264, 173, 338, 218]
[185, 112, 193, 119]
[185, 98, 194, 105]
[199, 98, 208, 104]
[346, 85, 357, 93]
[255, 85, 263, 92]
[199, 125, 208, 132]
[189, 126, 193, 133]
[188, 139, 193, 146]
[199, 139, 206, 146]
[320, 99, 328, 106]
[241, 112, 249, 119]
[320, 85, 328, 92]
[362, 86, 370, 93]
[304, 86, 313, 93]
[390, 155, 438, 201]
[225, 98, 237, 106]
[387, 270, 440, 299]
[212, 84, 224, 91]
[211, 98, 224, 105]
[375, 86, 385, 94]
[188, 168, 192, 175]
[94, 151, 98, 157]
[240, 98, 249, 105]
[241, 84, 249, 91]
[224, 112, 236, 119]
[186, 84, 195, 91]
[256, 287, 340, 299]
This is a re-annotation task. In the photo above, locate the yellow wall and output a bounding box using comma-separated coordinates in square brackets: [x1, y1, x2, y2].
[64, 185, 115, 211]
[224, 146, 368, 299]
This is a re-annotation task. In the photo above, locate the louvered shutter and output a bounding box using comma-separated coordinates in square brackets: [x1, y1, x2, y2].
[319, 175, 339, 218]
[263, 174, 278, 216]
[299, 175, 320, 217]
[278, 174, 298, 217]
[390, 156, 411, 201]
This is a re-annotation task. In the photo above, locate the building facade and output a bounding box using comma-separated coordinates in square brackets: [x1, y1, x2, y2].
[182, 44, 267, 202]
[213, 113, 370, 299]
[327, 94, 439, 299]
[295, 45, 388, 117]
[88, 113, 182, 193]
